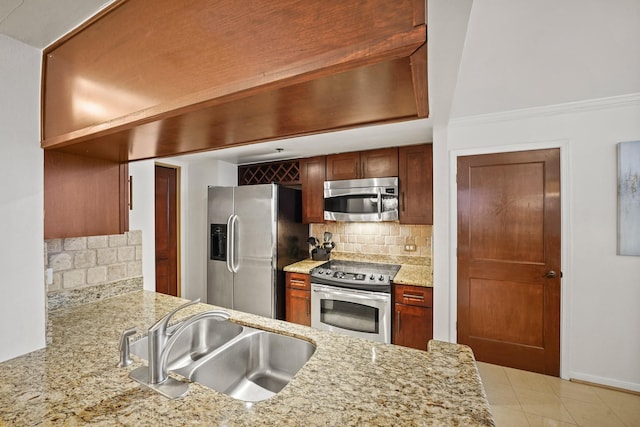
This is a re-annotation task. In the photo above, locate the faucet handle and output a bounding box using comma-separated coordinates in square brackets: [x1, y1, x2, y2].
[148, 299, 201, 336]
[117, 327, 137, 368]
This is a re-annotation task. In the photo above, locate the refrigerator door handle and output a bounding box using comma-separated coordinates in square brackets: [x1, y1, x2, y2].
[225, 215, 234, 273]
[229, 214, 239, 273]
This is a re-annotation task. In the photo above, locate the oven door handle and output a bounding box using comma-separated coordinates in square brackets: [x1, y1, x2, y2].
[377, 187, 382, 220]
[312, 287, 389, 303]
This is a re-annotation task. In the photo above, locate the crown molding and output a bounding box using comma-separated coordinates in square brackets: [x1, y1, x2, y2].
[449, 92, 640, 127]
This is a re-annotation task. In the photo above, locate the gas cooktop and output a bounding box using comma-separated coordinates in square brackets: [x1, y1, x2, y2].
[310, 260, 400, 292]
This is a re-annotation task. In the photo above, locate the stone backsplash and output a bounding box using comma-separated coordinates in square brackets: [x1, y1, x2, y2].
[44, 230, 143, 292]
[309, 223, 432, 261]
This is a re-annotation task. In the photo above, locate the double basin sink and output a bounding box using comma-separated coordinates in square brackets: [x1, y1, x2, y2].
[129, 317, 315, 402]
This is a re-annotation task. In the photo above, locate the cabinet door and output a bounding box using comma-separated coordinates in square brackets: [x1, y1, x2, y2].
[44, 150, 129, 239]
[300, 156, 326, 224]
[361, 147, 398, 178]
[393, 304, 433, 351]
[399, 143, 433, 224]
[326, 152, 360, 181]
[286, 288, 311, 326]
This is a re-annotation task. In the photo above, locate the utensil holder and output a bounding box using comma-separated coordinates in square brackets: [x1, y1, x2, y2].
[311, 248, 330, 261]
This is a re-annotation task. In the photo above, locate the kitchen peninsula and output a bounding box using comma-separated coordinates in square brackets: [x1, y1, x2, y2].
[0, 292, 493, 426]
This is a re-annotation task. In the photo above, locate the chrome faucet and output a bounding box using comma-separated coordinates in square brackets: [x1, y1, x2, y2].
[129, 298, 230, 398]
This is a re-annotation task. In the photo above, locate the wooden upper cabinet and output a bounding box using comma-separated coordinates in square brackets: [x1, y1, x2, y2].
[325, 152, 361, 181]
[362, 147, 399, 178]
[300, 156, 326, 224]
[44, 151, 129, 239]
[41, 0, 427, 162]
[398, 143, 433, 224]
[326, 147, 398, 181]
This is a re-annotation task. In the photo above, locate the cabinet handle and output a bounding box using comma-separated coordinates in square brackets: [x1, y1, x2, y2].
[354, 162, 358, 177]
[401, 192, 405, 212]
[306, 297, 310, 317]
[361, 162, 365, 178]
[403, 293, 424, 300]
[290, 279, 306, 285]
[397, 310, 401, 334]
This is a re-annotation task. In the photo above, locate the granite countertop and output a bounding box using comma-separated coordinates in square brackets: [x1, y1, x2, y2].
[0, 291, 493, 426]
[393, 264, 433, 287]
[283, 258, 327, 274]
[284, 257, 433, 287]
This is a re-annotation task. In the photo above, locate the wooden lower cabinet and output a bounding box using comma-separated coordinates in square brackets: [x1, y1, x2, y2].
[285, 272, 311, 326]
[393, 284, 433, 350]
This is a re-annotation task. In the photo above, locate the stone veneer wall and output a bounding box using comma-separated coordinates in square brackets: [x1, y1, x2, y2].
[310, 223, 432, 259]
[45, 230, 143, 292]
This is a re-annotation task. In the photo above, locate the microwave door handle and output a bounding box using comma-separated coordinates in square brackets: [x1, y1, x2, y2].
[377, 187, 382, 220]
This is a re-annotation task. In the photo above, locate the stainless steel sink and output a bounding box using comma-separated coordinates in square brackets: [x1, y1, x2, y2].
[130, 319, 315, 401]
[185, 330, 316, 402]
[130, 318, 243, 370]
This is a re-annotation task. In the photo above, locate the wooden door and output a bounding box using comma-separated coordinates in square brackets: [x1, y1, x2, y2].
[398, 143, 432, 224]
[457, 149, 561, 376]
[300, 156, 326, 223]
[155, 165, 179, 296]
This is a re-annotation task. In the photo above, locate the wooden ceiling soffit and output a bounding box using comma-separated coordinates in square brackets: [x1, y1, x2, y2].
[41, 0, 428, 162]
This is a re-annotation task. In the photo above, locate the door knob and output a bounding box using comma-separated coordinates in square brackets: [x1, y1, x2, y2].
[545, 270, 558, 278]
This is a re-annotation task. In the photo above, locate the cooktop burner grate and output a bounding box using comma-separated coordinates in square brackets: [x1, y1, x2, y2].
[310, 260, 400, 292]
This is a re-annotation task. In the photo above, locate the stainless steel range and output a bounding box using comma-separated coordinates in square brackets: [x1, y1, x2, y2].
[310, 260, 400, 343]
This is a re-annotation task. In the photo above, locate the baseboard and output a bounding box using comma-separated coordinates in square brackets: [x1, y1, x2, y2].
[570, 372, 640, 394]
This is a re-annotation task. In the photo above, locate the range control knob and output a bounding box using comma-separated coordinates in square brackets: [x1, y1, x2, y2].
[317, 269, 324, 274]
[325, 270, 332, 275]
[378, 275, 384, 281]
[369, 274, 375, 280]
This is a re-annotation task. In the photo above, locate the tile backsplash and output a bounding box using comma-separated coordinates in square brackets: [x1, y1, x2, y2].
[44, 230, 143, 292]
[310, 222, 432, 259]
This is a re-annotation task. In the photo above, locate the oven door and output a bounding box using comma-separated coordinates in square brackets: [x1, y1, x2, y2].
[311, 283, 391, 343]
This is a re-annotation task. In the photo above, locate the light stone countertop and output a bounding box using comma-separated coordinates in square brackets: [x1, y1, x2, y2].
[393, 264, 433, 287]
[0, 291, 493, 426]
[283, 258, 327, 274]
[284, 257, 433, 287]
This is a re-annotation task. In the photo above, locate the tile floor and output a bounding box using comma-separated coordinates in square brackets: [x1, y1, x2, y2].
[476, 362, 640, 427]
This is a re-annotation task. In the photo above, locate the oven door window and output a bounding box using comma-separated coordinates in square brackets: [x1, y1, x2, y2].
[320, 299, 379, 334]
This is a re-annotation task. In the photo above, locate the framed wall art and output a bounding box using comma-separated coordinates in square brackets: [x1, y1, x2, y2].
[618, 140, 640, 256]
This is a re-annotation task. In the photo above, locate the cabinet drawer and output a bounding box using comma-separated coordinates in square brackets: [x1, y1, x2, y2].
[286, 272, 310, 290]
[394, 284, 432, 307]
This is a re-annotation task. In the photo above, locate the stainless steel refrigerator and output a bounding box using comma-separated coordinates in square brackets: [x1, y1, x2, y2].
[207, 184, 308, 319]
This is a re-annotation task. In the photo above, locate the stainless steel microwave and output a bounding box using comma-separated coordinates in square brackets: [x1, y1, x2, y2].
[323, 177, 399, 222]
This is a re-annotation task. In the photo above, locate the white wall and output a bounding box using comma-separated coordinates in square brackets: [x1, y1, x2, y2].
[436, 95, 640, 391]
[451, 0, 640, 117]
[0, 35, 45, 362]
[128, 160, 156, 291]
[129, 157, 237, 300]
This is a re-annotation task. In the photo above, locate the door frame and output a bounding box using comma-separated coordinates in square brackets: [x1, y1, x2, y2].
[154, 162, 182, 297]
[449, 139, 572, 379]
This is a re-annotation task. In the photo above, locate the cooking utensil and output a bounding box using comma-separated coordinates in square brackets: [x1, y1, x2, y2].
[307, 237, 317, 247]
[323, 231, 332, 243]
